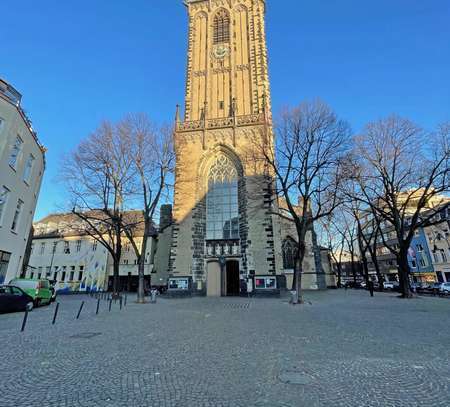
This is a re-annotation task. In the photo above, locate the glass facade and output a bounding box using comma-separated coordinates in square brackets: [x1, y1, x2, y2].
[206, 155, 239, 240]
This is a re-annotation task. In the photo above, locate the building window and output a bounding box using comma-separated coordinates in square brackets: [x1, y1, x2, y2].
[63, 241, 70, 254]
[0, 186, 10, 225]
[76, 240, 81, 252]
[46, 266, 51, 277]
[410, 259, 417, 268]
[61, 266, 67, 281]
[37, 267, 42, 279]
[11, 199, 24, 231]
[40, 242, 46, 255]
[52, 241, 57, 254]
[416, 244, 424, 252]
[78, 266, 84, 281]
[0, 251, 11, 284]
[282, 238, 297, 270]
[433, 252, 440, 263]
[23, 154, 35, 184]
[92, 240, 97, 251]
[419, 258, 427, 267]
[9, 136, 24, 169]
[442, 250, 447, 263]
[213, 9, 230, 44]
[206, 154, 239, 240]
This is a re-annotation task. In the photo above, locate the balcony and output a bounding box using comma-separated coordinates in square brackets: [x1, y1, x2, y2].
[0, 79, 22, 106]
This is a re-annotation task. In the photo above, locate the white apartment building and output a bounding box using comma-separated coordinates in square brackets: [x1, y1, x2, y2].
[0, 78, 45, 284]
[28, 212, 164, 292]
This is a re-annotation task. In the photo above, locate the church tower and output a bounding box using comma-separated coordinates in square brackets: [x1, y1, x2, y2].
[169, 0, 285, 296]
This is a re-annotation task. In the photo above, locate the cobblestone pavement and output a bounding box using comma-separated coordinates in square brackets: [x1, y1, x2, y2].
[1, 290, 449, 407]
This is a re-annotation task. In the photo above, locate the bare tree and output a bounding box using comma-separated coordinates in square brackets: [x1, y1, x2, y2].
[250, 100, 351, 304]
[62, 122, 136, 297]
[118, 115, 175, 304]
[351, 116, 450, 298]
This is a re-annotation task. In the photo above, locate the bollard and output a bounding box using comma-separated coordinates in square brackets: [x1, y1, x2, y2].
[124, 295, 127, 307]
[120, 297, 123, 310]
[76, 301, 85, 320]
[151, 289, 157, 304]
[109, 299, 112, 312]
[96, 298, 100, 315]
[21, 309, 29, 332]
[52, 302, 60, 325]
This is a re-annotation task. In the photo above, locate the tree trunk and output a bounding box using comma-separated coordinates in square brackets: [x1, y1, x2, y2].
[360, 251, 370, 286]
[336, 263, 342, 288]
[113, 258, 120, 298]
[397, 251, 412, 298]
[136, 258, 146, 303]
[292, 246, 306, 305]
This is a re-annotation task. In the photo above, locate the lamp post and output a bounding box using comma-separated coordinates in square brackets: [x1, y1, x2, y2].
[219, 254, 226, 296]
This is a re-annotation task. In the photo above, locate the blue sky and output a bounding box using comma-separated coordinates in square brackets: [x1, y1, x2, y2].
[1, 0, 449, 220]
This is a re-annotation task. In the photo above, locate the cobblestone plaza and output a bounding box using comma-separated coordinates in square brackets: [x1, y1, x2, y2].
[1, 291, 449, 407]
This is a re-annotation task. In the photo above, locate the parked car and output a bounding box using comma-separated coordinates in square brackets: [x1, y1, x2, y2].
[0, 285, 34, 313]
[383, 281, 399, 290]
[439, 282, 450, 294]
[429, 282, 444, 294]
[410, 282, 426, 292]
[9, 278, 52, 307]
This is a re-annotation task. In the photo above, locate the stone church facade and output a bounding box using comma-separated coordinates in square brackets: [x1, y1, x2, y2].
[169, 0, 332, 296]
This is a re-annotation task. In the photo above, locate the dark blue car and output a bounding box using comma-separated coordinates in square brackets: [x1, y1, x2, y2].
[0, 285, 34, 313]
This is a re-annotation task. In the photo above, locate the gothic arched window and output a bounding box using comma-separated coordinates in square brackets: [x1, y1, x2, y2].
[282, 238, 298, 270]
[213, 10, 230, 44]
[206, 155, 239, 240]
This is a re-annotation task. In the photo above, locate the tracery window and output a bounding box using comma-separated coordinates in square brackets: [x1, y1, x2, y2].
[213, 10, 230, 44]
[206, 155, 239, 240]
[282, 238, 298, 270]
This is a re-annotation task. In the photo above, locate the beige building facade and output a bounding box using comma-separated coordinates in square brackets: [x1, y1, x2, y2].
[0, 78, 45, 284]
[28, 213, 167, 293]
[170, 0, 328, 295]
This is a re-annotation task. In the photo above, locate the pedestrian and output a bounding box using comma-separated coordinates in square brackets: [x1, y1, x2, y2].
[368, 281, 374, 297]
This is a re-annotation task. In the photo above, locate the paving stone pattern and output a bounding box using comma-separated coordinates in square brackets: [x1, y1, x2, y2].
[0, 291, 449, 407]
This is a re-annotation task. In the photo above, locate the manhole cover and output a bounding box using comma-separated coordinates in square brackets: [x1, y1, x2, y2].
[224, 303, 251, 309]
[279, 371, 312, 385]
[70, 332, 102, 339]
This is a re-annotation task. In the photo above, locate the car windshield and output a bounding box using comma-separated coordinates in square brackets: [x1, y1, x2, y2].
[10, 280, 38, 289]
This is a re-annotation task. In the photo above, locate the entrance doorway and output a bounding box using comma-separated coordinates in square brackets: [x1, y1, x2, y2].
[226, 260, 240, 296]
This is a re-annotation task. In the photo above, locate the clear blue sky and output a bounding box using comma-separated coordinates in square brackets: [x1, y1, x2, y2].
[2, 0, 449, 220]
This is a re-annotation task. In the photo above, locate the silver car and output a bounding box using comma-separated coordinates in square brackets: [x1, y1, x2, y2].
[439, 282, 450, 294]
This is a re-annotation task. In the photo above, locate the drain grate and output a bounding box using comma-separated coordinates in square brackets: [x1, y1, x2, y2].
[70, 332, 102, 339]
[224, 303, 251, 309]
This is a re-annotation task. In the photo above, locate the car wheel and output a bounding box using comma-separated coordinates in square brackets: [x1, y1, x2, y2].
[26, 302, 34, 312]
[34, 299, 41, 307]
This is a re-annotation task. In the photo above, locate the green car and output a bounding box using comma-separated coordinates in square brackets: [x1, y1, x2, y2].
[9, 278, 52, 307]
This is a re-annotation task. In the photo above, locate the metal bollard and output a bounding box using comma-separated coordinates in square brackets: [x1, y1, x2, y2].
[120, 297, 123, 310]
[21, 309, 29, 332]
[76, 301, 85, 319]
[52, 302, 60, 325]
[151, 289, 157, 304]
[96, 298, 100, 315]
[109, 299, 112, 312]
